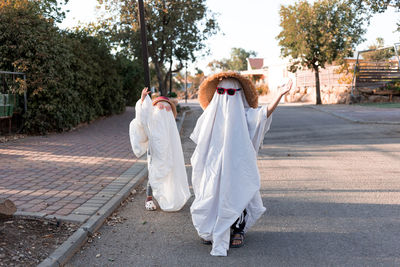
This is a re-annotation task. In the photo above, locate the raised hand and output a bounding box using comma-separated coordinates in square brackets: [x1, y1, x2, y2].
[141, 87, 150, 103]
[267, 78, 293, 118]
[278, 78, 293, 96]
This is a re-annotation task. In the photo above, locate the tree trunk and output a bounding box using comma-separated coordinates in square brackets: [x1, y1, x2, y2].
[162, 73, 168, 96]
[169, 71, 172, 95]
[154, 61, 166, 96]
[313, 65, 322, 105]
[168, 57, 173, 96]
[0, 198, 17, 216]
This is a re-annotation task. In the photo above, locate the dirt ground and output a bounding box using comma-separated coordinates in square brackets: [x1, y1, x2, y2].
[0, 217, 78, 266]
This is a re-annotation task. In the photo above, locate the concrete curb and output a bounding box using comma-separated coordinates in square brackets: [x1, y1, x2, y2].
[308, 105, 400, 125]
[37, 167, 147, 267]
[14, 211, 90, 224]
[176, 110, 188, 132]
[38, 109, 188, 267]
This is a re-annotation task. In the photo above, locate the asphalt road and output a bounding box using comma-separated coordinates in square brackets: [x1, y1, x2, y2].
[68, 103, 400, 267]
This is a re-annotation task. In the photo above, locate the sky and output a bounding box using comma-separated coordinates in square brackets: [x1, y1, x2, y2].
[59, 0, 400, 74]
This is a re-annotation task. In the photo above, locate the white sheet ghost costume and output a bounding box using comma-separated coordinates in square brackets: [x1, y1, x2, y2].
[190, 77, 272, 256]
[129, 95, 191, 211]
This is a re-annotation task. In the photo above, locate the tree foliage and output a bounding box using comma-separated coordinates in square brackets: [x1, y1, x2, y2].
[0, 0, 136, 133]
[277, 0, 366, 104]
[362, 38, 395, 61]
[207, 47, 257, 72]
[353, 0, 400, 13]
[95, 0, 219, 96]
[353, 0, 400, 30]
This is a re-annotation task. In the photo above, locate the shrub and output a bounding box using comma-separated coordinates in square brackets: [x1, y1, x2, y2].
[167, 91, 177, 98]
[385, 80, 400, 91]
[256, 84, 269, 95]
[0, 1, 140, 133]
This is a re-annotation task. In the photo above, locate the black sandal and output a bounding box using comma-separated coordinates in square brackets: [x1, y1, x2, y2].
[230, 233, 244, 248]
[201, 238, 212, 245]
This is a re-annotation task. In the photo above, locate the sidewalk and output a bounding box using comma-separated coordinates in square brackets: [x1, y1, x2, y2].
[0, 107, 146, 223]
[260, 94, 400, 124]
[308, 104, 400, 125]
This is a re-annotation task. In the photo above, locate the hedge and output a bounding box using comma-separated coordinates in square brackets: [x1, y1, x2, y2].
[0, 1, 143, 134]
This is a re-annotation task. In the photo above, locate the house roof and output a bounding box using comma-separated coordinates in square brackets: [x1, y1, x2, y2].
[247, 58, 264, 70]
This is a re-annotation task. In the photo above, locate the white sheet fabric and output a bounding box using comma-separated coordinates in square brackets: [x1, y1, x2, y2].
[190, 79, 272, 256]
[129, 96, 191, 211]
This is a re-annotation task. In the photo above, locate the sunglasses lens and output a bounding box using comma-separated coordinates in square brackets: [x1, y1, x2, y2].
[227, 89, 235, 95]
[217, 88, 225, 94]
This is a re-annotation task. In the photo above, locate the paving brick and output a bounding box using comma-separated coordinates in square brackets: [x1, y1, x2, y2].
[45, 205, 63, 211]
[56, 208, 74, 216]
[18, 195, 36, 201]
[0, 107, 141, 218]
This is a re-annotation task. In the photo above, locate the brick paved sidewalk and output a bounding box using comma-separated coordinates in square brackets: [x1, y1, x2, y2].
[0, 107, 145, 223]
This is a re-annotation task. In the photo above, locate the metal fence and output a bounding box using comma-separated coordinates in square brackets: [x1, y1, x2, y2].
[0, 71, 27, 134]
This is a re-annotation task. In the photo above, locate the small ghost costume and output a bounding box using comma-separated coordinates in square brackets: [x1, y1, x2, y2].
[129, 95, 191, 211]
[190, 78, 272, 256]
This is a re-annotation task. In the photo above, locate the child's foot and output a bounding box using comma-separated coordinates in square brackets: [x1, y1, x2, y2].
[201, 238, 212, 245]
[230, 233, 244, 248]
[145, 196, 156, 211]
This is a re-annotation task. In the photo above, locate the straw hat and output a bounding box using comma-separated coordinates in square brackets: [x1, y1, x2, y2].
[152, 96, 177, 118]
[198, 71, 258, 110]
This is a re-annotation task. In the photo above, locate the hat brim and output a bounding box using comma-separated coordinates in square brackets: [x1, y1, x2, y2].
[152, 98, 177, 118]
[198, 71, 258, 110]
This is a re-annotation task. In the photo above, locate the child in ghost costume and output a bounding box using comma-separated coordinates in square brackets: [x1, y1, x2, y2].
[129, 88, 191, 212]
[190, 72, 292, 256]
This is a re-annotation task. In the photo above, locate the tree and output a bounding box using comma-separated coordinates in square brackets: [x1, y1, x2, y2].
[354, 0, 400, 12]
[96, 0, 219, 96]
[192, 68, 205, 91]
[277, 0, 366, 104]
[353, 1, 400, 30]
[362, 37, 395, 61]
[36, 0, 70, 23]
[207, 59, 228, 72]
[207, 47, 257, 72]
[227, 48, 257, 71]
[0, 0, 70, 22]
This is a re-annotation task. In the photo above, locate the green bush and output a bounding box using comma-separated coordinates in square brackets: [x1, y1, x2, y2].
[385, 80, 400, 91]
[115, 54, 144, 106]
[0, 1, 142, 134]
[167, 91, 178, 98]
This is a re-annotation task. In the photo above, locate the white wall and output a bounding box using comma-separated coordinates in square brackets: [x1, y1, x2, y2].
[267, 63, 296, 101]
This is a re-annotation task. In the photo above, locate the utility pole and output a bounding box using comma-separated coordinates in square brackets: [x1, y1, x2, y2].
[138, 0, 150, 90]
[185, 62, 188, 103]
[169, 55, 173, 96]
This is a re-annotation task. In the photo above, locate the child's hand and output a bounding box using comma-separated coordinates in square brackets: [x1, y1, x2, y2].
[278, 78, 293, 96]
[141, 87, 150, 103]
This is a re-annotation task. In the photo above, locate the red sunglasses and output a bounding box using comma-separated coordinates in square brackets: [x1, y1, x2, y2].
[216, 87, 242, 96]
